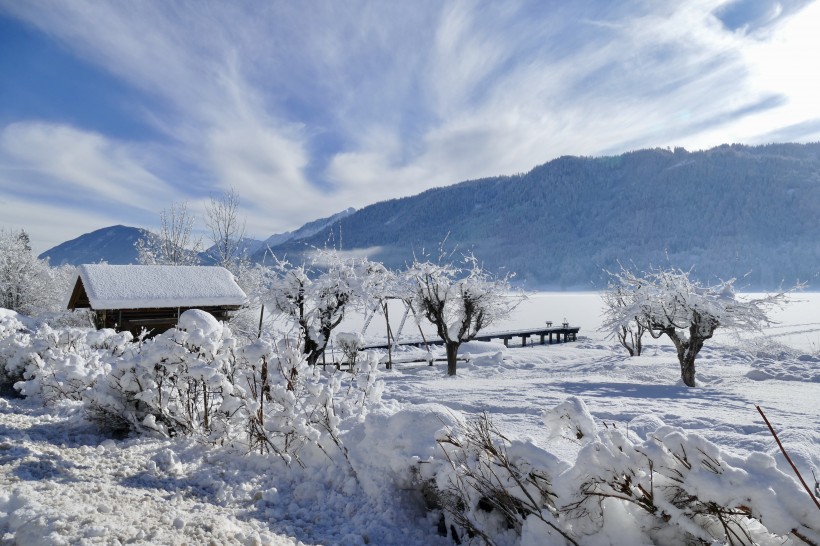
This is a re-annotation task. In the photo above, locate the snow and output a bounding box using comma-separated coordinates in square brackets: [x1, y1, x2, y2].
[2, 292, 819, 545]
[69, 264, 248, 310]
[0, 309, 34, 334]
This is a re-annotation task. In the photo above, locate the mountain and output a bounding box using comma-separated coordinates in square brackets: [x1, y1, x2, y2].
[251, 207, 356, 263]
[39, 225, 148, 266]
[200, 237, 266, 265]
[38, 209, 356, 268]
[40, 144, 820, 289]
[264, 143, 820, 289]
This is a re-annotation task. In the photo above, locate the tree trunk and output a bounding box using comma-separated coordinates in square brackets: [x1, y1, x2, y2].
[667, 331, 705, 387]
[617, 327, 635, 357]
[445, 341, 459, 376]
[680, 336, 705, 387]
[679, 349, 696, 387]
[306, 350, 321, 368]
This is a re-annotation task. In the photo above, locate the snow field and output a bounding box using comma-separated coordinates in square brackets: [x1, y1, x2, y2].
[1, 292, 819, 545]
[0, 396, 448, 545]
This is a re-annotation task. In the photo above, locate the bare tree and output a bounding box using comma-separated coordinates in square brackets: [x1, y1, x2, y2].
[602, 267, 791, 387]
[204, 188, 247, 273]
[407, 254, 520, 376]
[136, 201, 202, 266]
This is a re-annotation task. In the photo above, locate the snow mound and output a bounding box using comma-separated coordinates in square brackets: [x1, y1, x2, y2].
[177, 308, 222, 336]
[746, 353, 820, 382]
[0, 308, 33, 334]
[347, 404, 462, 504]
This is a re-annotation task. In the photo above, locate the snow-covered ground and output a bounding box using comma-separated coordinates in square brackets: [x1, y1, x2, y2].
[1, 292, 819, 545]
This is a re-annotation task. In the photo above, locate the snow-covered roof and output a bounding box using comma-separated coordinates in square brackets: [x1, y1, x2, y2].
[68, 264, 247, 310]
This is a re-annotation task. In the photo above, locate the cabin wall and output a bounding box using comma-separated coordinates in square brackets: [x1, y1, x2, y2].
[94, 306, 240, 337]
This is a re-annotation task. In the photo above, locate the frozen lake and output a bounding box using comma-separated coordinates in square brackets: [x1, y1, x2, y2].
[334, 290, 820, 353]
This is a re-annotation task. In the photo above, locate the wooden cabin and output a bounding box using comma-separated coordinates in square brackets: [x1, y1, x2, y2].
[66, 264, 248, 336]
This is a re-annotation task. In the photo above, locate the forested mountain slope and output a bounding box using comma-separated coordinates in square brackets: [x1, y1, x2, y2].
[268, 143, 820, 289]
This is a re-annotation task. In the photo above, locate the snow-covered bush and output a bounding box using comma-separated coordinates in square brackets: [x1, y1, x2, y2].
[0, 309, 34, 393]
[80, 308, 384, 459]
[34, 308, 96, 330]
[566, 419, 820, 544]
[230, 337, 383, 465]
[3, 303, 386, 462]
[343, 351, 383, 413]
[14, 326, 130, 403]
[0, 311, 127, 402]
[336, 331, 365, 370]
[429, 413, 575, 546]
[84, 310, 237, 439]
[416, 398, 820, 546]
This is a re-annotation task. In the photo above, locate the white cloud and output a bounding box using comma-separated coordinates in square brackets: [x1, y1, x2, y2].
[1, 1, 321, 233]
[741, 1, 820, 142]
[0, 193, 137, 256]
[325, 0, 816, 199]
[0, 122, 179, 212]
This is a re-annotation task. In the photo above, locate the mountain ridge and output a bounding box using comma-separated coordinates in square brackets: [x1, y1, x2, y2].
[264, 142, 820, 289]
[39, 143, 820, 289]
[252, 207, 356, 262]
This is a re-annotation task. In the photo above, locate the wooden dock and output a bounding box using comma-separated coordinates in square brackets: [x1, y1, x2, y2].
[362, 324, 580, 350]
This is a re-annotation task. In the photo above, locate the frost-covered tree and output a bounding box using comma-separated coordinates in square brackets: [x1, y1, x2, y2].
[0, 229, 57, 314]
[229, 263, 278, 341]
[407, 254, 519, 376]
[136, 201, 202, 265]
[356, 260, 414, 368]
[601, 281, 645, 356]
[602, 267, 788, 387]
[204, 188, 248, 274]
[265, 252, 359, 367]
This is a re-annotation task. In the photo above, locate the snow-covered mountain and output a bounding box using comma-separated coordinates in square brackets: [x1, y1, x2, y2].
[39, 209, 356, 268]
[39, 144, 820, 289]
[267, 143, 820, 289]
[199, 237, 266, 265]
[251, 207, 356, 262]
[38, 225, 148, 266]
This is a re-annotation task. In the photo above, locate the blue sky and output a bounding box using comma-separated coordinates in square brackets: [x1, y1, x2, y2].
[1, 0, 819, 255]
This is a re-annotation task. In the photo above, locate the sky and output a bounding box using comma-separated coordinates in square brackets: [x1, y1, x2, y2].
[1, 0, 820, 255]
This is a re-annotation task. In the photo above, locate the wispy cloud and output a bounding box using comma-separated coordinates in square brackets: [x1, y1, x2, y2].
[0, 192, 140, 253]
[0, 122, 179, 212]
[0, 0, 817, 254]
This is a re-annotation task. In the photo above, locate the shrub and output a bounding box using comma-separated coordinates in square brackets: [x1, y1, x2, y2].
[84, 310, 236, 439]
[417, 399, 820, 546]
